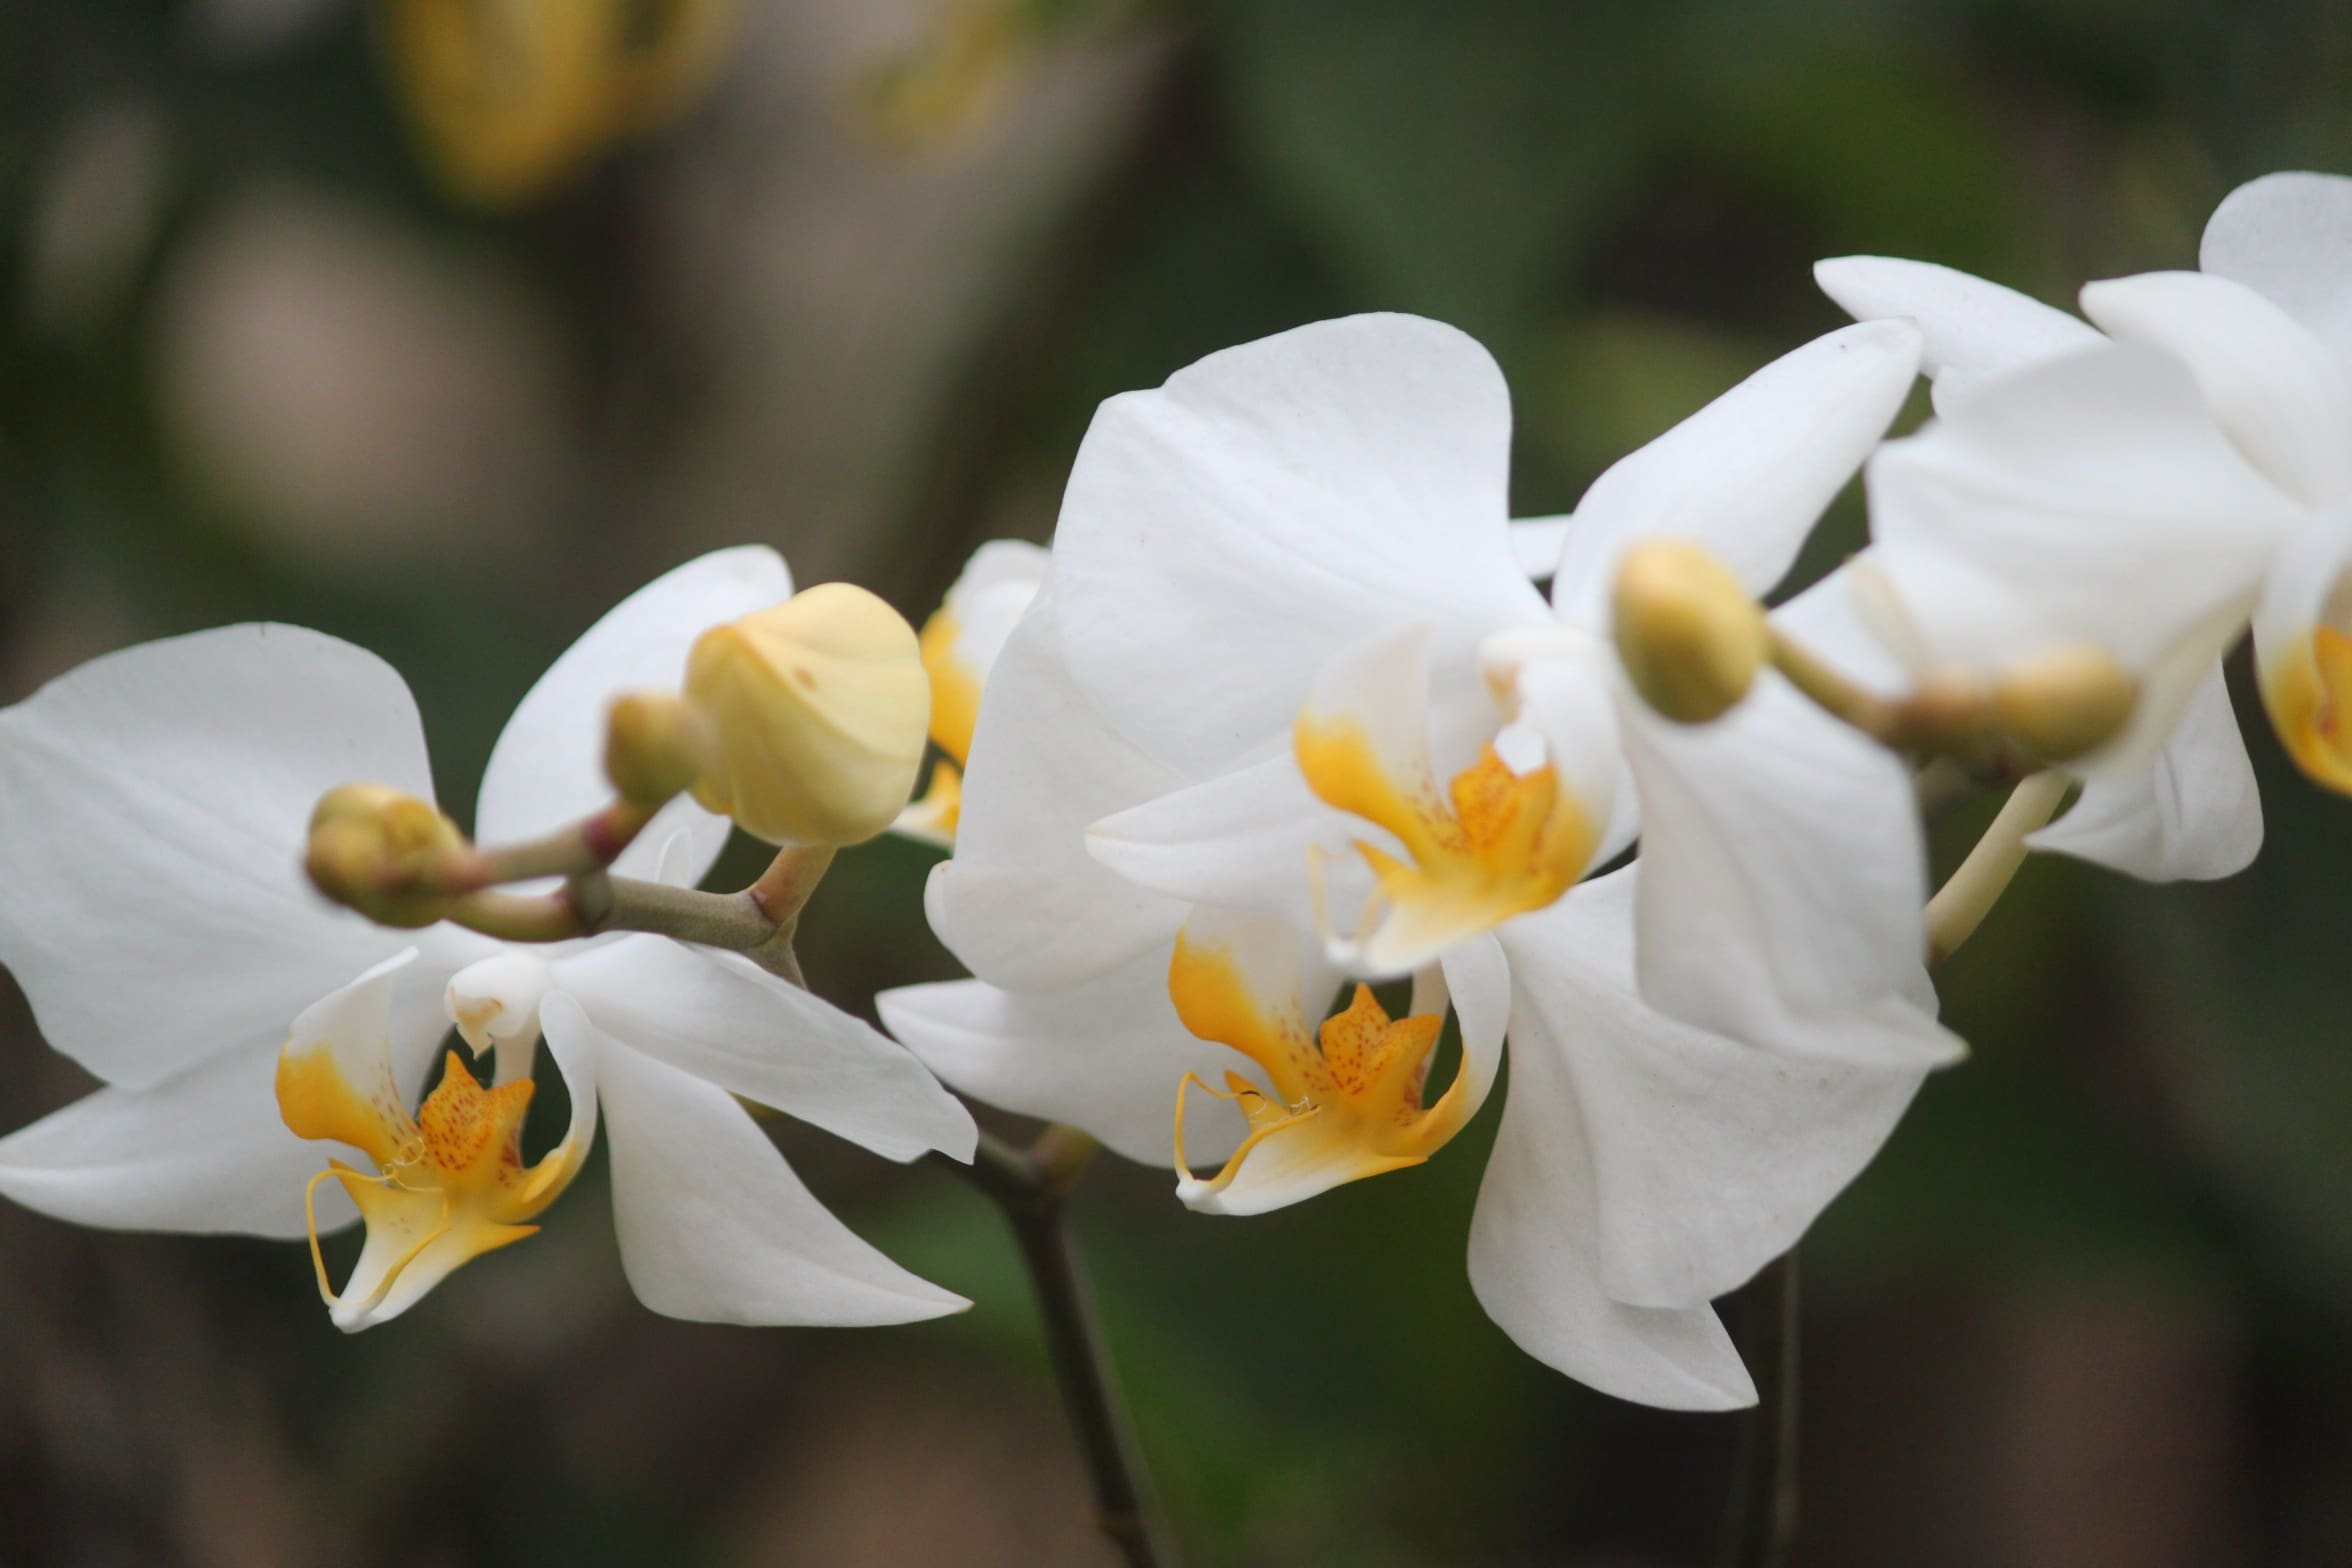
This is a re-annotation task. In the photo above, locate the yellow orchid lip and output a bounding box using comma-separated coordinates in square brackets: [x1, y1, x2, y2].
[2262, 624, 2352, 795]
[1294, 715, 1595, 977]
[279, 1043, 591, 1331]
[1167, 933, 1472, 1216]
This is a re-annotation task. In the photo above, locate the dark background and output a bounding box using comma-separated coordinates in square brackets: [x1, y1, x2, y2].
[3, 2, 2349, 1563]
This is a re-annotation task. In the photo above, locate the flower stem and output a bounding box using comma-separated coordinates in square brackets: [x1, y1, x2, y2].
[1923, 770, 2071, 966]
[948, 1126, 1180, 1568]
[1718, 1249, 1800, 1568]
[1722, 772, 2068, 1562]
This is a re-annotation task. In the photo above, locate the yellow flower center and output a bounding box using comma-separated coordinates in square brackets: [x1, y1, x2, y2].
[1293, 716, 1595, 975]
[1167, 933, 1473, 1214]
[278, 1045, 585, 1329]
[2263, 623, 2352, 795]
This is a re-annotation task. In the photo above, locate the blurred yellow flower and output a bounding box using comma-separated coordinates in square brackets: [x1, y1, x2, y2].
[384, 0, 736, 207]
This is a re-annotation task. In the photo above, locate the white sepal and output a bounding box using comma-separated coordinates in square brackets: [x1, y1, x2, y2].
[593, 1025, 967, 1327]
[476, 546, 791, 888]
[556, 936, 976, 1165]
[0, 624, 434, 1089]
[1550, 319, 1923, 628]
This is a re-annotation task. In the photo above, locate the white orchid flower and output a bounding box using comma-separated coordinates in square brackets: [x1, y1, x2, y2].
[0, 546, 974, 1331]
[881, 315, 1950, 1406]
[995, 312, 1954, 1071]
[894, 538, 1050, 847]
[1809, 172, 2352, 877]
[880, 591, 1925, 1408]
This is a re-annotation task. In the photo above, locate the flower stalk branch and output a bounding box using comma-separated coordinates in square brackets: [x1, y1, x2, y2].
[1924, 771, 2072, 966]
[1718, 1250, 1800, 1568]
[1728, 768, 2070, 1562]
[943, 1124, 1179, 1568]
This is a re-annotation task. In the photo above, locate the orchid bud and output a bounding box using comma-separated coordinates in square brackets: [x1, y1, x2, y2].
[1611, 538, 1767, 724]
[682, 583, 930, 846]
[604, 690, 713, 806]
[305, 783, 468, 928]
[1993, 644, 2138, 762]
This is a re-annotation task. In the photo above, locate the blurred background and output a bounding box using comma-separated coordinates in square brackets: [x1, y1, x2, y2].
[3, 1, 2350, 1563]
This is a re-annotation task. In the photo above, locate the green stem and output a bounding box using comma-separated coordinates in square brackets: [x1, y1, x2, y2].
[1724, 770, 2069, 1562]
[1717, 1251, 1801, 1568]
[1923, 770, 2071, 966]
[946, 1126, 1179, 1568]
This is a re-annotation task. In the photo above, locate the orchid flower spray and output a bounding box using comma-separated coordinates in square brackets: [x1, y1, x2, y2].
[884, 313, 1975, 1407]
[1803, 172, 2352, 881]
[0, 547, 974, 1330]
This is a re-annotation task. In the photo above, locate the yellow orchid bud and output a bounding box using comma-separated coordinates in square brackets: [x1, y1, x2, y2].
[1992, 644, 2138, 763]
[304, 783, 469, 928]
[1611, 538, 1768, 724]
[603, 690, 713, 805]
[683, 583, 930, 846]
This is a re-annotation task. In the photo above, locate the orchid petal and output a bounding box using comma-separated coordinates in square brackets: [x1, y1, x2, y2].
[1084, 750, 1344, 930]
[2082, 270, 2352, 506]
[1440, 932, 1510, 1115]
[1618, 672, 1963, 1068]
[929, 591, 1187, 990]
[0, 625, 435, 1089]
[476, 546, 791, 888]
[1551, 320, 1923, 627]
[1465, 1001, 1755, 1408]
[2027, 662, 2261, 882]
[878, 949, 1245, 1168]
[1510, 516, 1572, 580]
[0, 1040, 346, 1239]
[555, 936, 975, 1165]
[1499, 873, 1923, 1308]
[595, 1032, 967, 1326]
[1814, 255, 2101, 410]
[1051, 313, 1546, 775]
[2201, 171, 2352, 375]
[1865, 339, 2298, 681]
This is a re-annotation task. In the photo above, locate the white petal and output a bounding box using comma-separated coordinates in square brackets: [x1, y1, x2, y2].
[1618, 672, 1963, 1068]
[0, 1039, 346, 1239]
[1769, 559, 1916, 693]
[528, 990, 604, 1193]
[930, 590, 1187, 990]
[2027, 662, 2261, 882]
[877, 947, 1247, 1169]
[2253, 506, 2352, 678]
[1814, 255, 2101, 410]
[0, 624, 437, 1089]
[1051, 313, 1547, 776]
[1510, 515, 1572, 580]
[475, 546, 791, 887]
[1510, 648, 1625, 841]
[1465, 1006, 1755, 1408]
[2201, 171, 2352, 375]
[2082, 270, 2352, 506]
[554, 936, 975, 1165]
[1440, 932, 1510, 1114]
[594, 1033, 966, 1326]
[1500, 874, 1922, 1309]
[1551, 320, 1923, 627]
[941, 539, 1050, 674]
[1084, 750, 1342, 928]
[1865, 339, 2298, 677]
